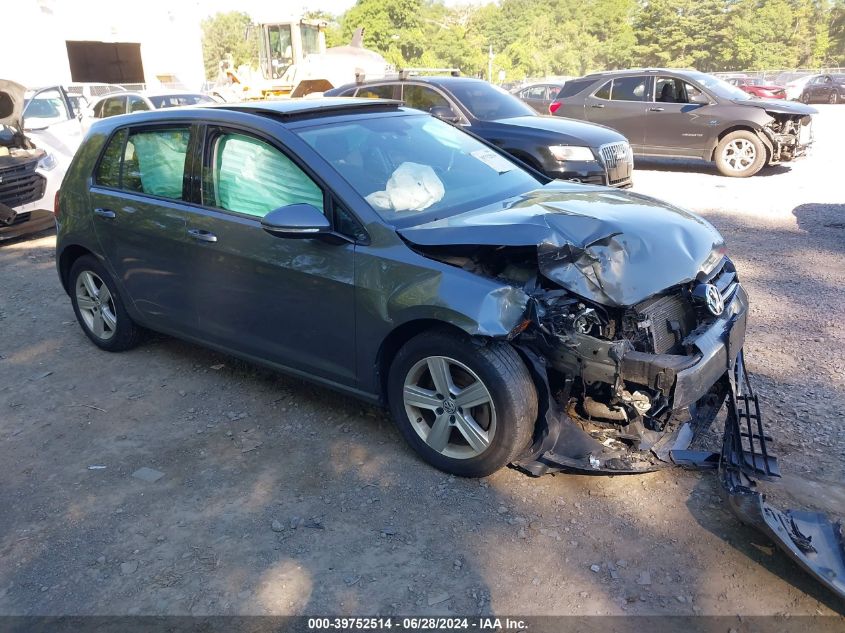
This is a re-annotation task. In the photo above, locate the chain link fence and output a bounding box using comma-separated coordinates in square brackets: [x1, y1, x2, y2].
[712, 68, 845, 83]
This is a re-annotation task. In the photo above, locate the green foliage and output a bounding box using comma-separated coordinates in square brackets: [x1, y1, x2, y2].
[200, 12, 258, 80]
[830, 0, 845, 63]
[201, 1, 844, 83]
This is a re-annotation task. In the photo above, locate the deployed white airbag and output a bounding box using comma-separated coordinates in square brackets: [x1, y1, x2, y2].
[366, 162, 445, 213]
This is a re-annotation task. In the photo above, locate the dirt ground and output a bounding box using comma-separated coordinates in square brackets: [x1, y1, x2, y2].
[1, 106, 843, 619]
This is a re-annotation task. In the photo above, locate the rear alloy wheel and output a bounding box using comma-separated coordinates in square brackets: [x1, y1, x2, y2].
[715, 131, 766, 178]
[801, 92, 811, 104]
[388, 330, 537, 477]
[830, 92, 839, 104]
[69, 255, 142, 352]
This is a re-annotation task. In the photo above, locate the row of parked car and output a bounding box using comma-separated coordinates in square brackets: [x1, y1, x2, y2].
[1, 67, 818, 245]
[0, 81, 218, 242]
[331, 67, 816, 180]
[515, 71, 845, 110]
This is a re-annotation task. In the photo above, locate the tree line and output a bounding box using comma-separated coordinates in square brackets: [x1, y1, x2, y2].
[202, 0, 845, 81]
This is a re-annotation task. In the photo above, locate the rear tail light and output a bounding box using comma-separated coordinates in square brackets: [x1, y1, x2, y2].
[549, 101, 562, 115]
[53, 190, 60, 218]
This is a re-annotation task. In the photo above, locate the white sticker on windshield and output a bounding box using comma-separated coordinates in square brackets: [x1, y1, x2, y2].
[470, 148, 515, 174]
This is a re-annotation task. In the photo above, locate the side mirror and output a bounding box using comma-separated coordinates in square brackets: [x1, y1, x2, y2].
[430, 106, 460, 124]
[689, 93, 710, 105]
[261, 203, 330, 238]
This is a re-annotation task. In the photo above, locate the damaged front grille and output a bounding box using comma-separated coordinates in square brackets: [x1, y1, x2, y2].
[627, 293, 697, 354]
[623, 259, 737, 355]
[0, 161, 46, 210]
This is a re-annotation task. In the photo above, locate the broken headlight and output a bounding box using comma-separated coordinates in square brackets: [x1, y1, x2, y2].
[542, 297, 611, 339]
[37, 153, 57, 171]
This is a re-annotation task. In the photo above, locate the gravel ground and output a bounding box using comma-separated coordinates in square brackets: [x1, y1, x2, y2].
[0, 106, 843, 618]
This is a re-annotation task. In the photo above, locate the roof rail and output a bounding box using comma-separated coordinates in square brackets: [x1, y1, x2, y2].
[397, 68, 461, 79]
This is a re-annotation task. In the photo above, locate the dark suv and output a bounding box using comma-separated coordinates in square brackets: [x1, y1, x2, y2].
[551, 68, 816, 177]
[325, 75, 633, 187]
[800, 73, 845, 104]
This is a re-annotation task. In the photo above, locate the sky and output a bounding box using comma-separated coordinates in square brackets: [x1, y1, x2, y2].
[200, 0, 363, 18]
[199, 0, 491, 19]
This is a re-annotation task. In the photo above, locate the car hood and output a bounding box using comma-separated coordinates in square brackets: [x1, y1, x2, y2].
[399, 184, 725, 307]
[486, 115, 626, 146]
[732, 98, 817, 115]
[0, 79, 26, 129]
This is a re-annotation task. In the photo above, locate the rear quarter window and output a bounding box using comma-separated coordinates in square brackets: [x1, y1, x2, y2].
[593, 81, 611, 100]
[556, 79, 595, 99]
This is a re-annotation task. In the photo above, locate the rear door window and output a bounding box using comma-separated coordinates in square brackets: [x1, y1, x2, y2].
[94, 126, 191, 201]
[609, 76, 648, 101]
[102, 96, 128, 118]
[202, 131, 324, 218]
[522, 85, 546, 99]
[127, 95, 150, 113]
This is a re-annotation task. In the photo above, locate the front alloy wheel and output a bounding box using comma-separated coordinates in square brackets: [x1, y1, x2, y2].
[722, 139, 756, 172]
[388, 329, 538, 477]
[715, 131, 766, 177]
[830, 92, 839, 104]
[403, 356, 497, 459]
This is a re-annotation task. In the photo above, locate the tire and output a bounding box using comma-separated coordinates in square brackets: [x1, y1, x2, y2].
[387, 329, 538, 477]
[69, 255, 142, 352]
[801, 92, 810, 104]
[714, 130, 766, 178]
[830, 91, 839, 104]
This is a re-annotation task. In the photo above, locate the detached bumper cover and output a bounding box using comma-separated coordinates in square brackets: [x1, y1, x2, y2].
[720, 362, 845, 600]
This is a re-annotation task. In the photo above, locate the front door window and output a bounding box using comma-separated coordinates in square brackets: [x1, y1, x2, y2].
[203, 132, 324, 217]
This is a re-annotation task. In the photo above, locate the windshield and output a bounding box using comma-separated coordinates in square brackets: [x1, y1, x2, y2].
[296, 113, 542, 227]
[262, 24, 293, 79]
[687, 72, 753, 100]
[446, 81, 536, 121]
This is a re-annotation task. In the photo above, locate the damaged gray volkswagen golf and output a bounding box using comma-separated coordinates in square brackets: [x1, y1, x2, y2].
[56, 99, 843, 598]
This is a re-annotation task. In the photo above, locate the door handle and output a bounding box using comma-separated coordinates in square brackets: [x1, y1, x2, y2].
[649, 107, 665, 112]
[591, 103, 605, 108]
[93, 208, 115, 219]
[188, 228, 218, 243]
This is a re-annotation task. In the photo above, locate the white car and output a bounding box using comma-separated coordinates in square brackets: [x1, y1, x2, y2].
[87, 90, 216, 120]
[783, 75, 816, 101]
[1, 81, 83, 241]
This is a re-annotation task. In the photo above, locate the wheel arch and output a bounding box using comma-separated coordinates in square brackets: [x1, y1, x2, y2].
[709, 125, 772, 163]
[58, 244, 96, 294]
[375, 319, 483, 404]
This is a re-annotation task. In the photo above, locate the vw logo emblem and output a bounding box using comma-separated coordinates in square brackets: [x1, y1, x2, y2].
[704, 284, 724, 316]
